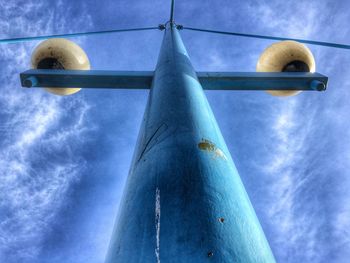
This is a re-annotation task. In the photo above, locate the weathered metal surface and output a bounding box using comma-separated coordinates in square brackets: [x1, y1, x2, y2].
[104, 24, 276, 263]
[20, 69, 327, 91]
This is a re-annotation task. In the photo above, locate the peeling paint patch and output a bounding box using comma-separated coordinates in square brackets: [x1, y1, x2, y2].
[155, 188, 161, 263]
[198, 139, 227, 161]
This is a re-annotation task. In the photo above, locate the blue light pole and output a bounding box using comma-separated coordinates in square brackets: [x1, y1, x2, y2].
[104, 22, 276, 263]
[17, 1, 330, 261]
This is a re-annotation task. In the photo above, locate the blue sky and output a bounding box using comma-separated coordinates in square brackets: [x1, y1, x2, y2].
[0, 0, 350, 262]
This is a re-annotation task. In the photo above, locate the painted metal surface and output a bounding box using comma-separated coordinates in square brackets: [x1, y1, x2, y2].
[104, 24, 276, 263]
[20, 70, 153, 89]
[170, 0, 175, 23]
[20, 69, 327, 91]
[197, 72, 327, 91]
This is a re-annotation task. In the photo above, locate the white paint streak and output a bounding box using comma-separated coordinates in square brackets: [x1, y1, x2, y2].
[155, 188, 161, 263]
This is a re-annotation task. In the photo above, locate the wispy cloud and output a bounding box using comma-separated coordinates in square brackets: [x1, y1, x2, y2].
[262, 97, 324, 262]
[250, 1, 318, 37]
[249, 1, 350, 262]
[0, 1, 93, 262]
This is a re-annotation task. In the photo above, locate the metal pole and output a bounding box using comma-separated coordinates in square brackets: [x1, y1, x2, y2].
[105, 23, 276, 263]
[170, 0, 175, 23]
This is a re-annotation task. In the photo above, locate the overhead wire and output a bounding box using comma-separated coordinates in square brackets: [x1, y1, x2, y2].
[1, 23, 349, 51]
[183, 26, 350, 50]
[0, 26, 159, 44]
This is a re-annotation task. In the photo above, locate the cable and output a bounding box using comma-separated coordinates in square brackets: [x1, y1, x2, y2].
[0, 27, 159, 44]
[184, 26, 350, 50]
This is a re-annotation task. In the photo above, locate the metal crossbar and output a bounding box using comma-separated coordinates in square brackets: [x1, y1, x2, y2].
[20, 69, 327, 91]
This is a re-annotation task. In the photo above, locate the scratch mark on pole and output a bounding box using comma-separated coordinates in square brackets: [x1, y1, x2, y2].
[138, 124, 168, 162]
[155, 188, 161, 263]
